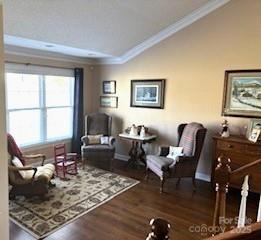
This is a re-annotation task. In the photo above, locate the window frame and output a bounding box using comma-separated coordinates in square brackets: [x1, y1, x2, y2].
[5, 66, 74, 148]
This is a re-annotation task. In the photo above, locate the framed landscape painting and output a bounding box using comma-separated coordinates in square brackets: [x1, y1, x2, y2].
[222, 70, 261, 118]
[130, 79, 165, 109]
[100, 96, 118, 108]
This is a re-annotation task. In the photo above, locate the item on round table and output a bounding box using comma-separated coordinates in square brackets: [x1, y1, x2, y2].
[130, 124, 138, 136]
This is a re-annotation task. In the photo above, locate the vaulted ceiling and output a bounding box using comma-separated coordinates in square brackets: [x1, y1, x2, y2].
[3, 0, 230, 63]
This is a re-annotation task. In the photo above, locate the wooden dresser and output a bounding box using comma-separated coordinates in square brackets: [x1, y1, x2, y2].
[212, 135, 261, 191]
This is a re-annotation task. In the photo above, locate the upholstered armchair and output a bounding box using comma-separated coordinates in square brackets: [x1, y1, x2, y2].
[146, 122, 207, 193]
[81, 113, 115, 170]
[7, 134, 55, 199]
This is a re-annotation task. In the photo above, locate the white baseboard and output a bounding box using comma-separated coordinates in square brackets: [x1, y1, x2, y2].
[115, 153, 211, 182]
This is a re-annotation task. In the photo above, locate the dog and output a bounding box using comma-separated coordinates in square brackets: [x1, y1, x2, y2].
[146, 218, 170, 240]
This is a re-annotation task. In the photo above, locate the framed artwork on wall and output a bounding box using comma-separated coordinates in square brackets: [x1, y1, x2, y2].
[103, 80, 116, 94]
[100, 96, 118, 108]
[222, 70, 261, 118]
[130, 79, 165, 109]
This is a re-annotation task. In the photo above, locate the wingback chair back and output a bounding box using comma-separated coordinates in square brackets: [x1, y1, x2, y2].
[7, 133, 25, 165]
[85, 113, 112, 136]
[177, 122, 206, 159]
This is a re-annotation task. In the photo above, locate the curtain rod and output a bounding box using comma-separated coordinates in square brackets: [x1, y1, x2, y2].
[5, 60, 75, 70]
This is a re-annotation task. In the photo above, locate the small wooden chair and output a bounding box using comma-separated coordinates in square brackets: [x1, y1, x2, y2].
[54, 143, 78, 179]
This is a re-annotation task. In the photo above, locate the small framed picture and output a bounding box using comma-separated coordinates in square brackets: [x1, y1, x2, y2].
[248, 128, 261, 142]
[103, 81, 116, 94]
[247, 118, 261, 140]
[100, 96, 118, 108]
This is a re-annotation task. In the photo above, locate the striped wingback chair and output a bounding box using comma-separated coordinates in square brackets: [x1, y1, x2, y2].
[146, 123, 207, 193]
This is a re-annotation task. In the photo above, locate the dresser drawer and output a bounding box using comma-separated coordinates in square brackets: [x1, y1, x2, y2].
[215, 150, 252, 166]
[216, 140, 245, 153]
[245, 145, 261, 156]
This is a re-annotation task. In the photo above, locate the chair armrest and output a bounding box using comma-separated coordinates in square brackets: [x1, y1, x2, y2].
[178, 155, 194, 162]
[169, 156, 195, 168]
[8, 166, 38, 180]
[81, 135, 89, 145]
[23, 154, 46, 166]
[108, 136, 115, 146]
[159, 146, 170, 157]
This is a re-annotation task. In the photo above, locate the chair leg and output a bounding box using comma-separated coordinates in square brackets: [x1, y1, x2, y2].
[144, 167, 150, 182]
[49, 181, 56, 188]
[176, 178, 181, 187]
[82, 156, 86, 170]
[192, 176, 197, 191]
[63, 167, 66, 179]
[160, 177, 165, 194]
[110, 158, 114, 172]
[9, 189, 16, 200]
[74, 158, 78, 174]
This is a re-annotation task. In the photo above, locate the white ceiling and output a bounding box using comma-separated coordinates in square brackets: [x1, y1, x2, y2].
[3, 0, 230, 63]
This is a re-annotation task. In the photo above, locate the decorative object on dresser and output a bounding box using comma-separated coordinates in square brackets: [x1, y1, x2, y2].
[81, 113, 115, 170]
[130, 79, 165, 109]
[103, 80, 116, 94]
[222, 69, 261, 118]
[212, 135, 261, 192]
[100, 96, 118, 108]
[220, 119, 230, 138]
[54, 143, 78, 179]
[119, 132, 156, 167]
[146, 122, 207, 193]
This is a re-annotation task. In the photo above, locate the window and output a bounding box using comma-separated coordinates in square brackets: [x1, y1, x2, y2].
[5, 64, 74, 147]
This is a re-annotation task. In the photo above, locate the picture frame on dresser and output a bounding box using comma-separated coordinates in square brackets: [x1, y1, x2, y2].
[247, 118, 261, 140]
[222, 70, 261, 118]
[248, 128, 261, 142]
[246, 118, 261, 142]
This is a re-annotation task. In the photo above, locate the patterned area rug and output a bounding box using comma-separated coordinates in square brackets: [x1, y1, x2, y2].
[9, 166, 139, 239]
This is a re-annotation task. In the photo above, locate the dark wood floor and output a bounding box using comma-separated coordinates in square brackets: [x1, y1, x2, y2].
[10, 160, 259, 240]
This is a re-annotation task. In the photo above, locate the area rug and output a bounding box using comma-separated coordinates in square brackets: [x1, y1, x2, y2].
[9, 165, 139, 239]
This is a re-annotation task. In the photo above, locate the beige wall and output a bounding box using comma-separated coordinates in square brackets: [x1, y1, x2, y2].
[93, 0, 261, 179]
[5, 53, 95, 161]
[0, 3, 9, 239]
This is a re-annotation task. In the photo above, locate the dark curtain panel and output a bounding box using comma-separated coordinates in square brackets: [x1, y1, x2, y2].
[72, 68, 84, 154]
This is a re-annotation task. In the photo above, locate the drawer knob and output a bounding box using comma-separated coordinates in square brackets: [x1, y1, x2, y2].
[227, 144, 233, 148]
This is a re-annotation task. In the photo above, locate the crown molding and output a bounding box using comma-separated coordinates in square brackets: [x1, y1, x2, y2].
[5, 47, 95, 65]
[98, 0, 231, 65]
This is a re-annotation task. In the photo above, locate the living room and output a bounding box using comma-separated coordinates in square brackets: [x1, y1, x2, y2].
[0, 0, 261, 239]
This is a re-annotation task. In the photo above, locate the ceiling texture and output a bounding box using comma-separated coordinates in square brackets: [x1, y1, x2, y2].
[3, 0, 230, 64]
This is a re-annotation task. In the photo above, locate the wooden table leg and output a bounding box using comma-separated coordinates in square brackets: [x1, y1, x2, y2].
[138, 141, 146, 166]
[127, 140, 139, 168]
